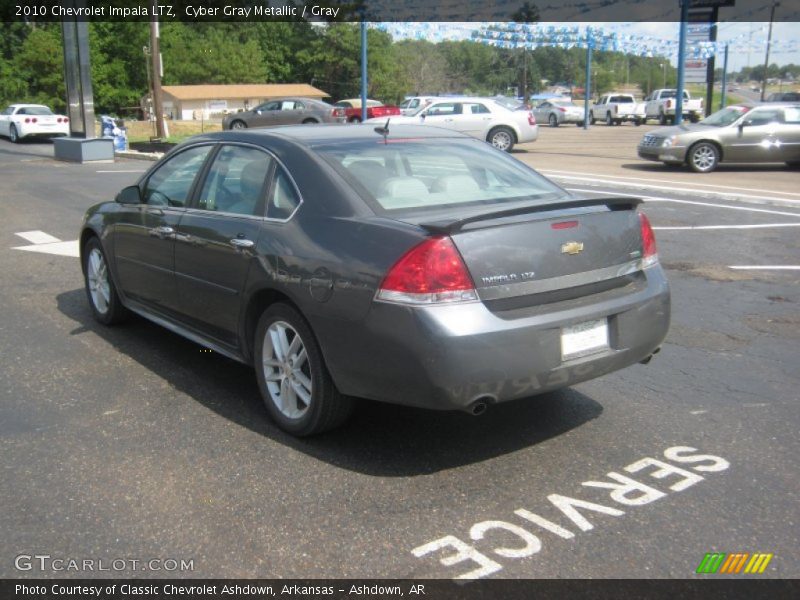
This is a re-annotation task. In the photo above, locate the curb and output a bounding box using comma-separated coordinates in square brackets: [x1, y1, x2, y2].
[115, 150, 163, 162]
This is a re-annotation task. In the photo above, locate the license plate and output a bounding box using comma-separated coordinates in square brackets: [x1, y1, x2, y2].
[561, 318, 609, 361]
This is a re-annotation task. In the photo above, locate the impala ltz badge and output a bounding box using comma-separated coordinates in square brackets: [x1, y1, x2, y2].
[561, 241, 584, 255]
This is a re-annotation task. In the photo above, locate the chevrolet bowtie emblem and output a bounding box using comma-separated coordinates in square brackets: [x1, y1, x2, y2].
[561, 241, 584, 255]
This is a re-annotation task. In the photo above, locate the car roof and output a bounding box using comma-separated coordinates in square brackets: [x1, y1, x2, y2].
[188, 123, 475, 147]
[10, 103, 50, 108]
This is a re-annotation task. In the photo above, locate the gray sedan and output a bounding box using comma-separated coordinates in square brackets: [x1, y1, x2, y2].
[80, 125, 669, 436]
[533, 99, 586, 127]
[638, 103, 800, 172]
[222, 97, 345, 129]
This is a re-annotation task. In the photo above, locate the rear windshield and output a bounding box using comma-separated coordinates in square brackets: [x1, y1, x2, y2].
[315, 138, 567, 214]
[610, 96, 634, 103]
[18, 106, 53, 115]
[660, 90, 690, 99]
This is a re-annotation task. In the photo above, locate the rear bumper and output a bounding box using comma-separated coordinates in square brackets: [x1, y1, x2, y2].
[320, 266, 670, 411]
[17, 124, 69, 138]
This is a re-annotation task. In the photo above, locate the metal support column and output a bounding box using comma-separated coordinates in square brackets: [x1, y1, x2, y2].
[60, 4, 95, 139]
[675, 0, 690, 125]
[720, 44, 729, 109]
[360, 21, 368, 122]
[583, 30, 593, 130]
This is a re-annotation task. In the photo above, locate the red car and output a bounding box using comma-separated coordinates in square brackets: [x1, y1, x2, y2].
[334, 98, 401, 123]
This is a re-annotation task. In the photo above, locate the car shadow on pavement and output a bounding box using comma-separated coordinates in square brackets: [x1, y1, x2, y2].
[621, 162, 794, 173]
[57, 288, 604, 477]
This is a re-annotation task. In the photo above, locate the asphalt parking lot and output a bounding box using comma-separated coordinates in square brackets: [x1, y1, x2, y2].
[1, 127, 798, 580]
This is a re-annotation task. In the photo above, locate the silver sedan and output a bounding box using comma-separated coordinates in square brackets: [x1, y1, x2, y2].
[637, 103, 800, 172]
[533, 99, 586, 127]
[222, 97, 345, 130]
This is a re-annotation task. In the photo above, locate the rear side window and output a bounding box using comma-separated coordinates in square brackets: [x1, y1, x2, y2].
[317, 139, 566, 213]
[784, 107, 800, 124]
[267, 168, 301, 220]
[196, 145, 272, 216]
[144, 145, 213, 207]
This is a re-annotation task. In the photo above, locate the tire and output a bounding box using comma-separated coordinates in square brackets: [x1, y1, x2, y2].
[687, 141, 720, 173]
[229, 120, 246, 130]
[9, 124, 19, 143]
[548, 114, 558, 127]
[301, 118, 318, 124]
[83, 237, 128, 325]
[786, 161, 800, 169]
[659, 112, 667, 126]
[606, 112, 613, 126]
[634, 118, 642, 126]
[689, 114, 699, 124]
[349, 116, 362, 124]
[254, 303, 353, 436]
[487, 126, 515, 152]
[589, 111, 596, 125]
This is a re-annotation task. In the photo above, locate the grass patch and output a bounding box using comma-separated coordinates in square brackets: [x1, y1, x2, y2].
[108, 120, 223, 143]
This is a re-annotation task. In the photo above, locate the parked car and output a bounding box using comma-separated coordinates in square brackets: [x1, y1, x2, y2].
[366, 96, 538, 152]
[534, 98, 586, 127]
[335, 98, 401, 123]
[222, 98, 345, 130]
[0, 104, 70, 142]
[590, 93, 645, 126]
[399, 96, 436, 115]
[766, 92, 800, 102]
[637, 103, 800, 173]
[644, 89, 704, 125]
[79, 125, 669, 435]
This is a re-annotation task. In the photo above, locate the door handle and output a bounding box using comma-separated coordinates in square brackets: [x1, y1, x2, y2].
[230, 238, 255, 249]
[149, 225, 174, 239]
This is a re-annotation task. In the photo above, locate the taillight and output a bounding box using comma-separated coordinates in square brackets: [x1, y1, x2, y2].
[332, 108, 344, 117]
[639, 212, 658, 268]
[558, 107, 567, 113]
[377, 237, 478, 305]
[64, 117, 69, 123]
[24, 118, 30, 123]
[666, 99, 672, 109]
[528, 112, 536, 126]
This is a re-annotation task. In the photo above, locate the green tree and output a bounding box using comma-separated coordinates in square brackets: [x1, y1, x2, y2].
[15, 24, 64, 110]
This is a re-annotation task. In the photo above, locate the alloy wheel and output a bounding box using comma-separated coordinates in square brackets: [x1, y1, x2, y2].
[87, 248, 111, 315]
[261, 321, 312, 420]
[691, 144, 718, 173]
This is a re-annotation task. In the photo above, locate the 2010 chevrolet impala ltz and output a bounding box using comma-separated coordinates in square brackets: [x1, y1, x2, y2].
[80, 125, 670, 436]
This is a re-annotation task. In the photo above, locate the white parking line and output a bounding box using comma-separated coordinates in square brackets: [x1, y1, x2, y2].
[95, 170, 145, 173]
[654, 223, 800, 230]
[565, 187, 800, 219]
[12, 231, 79, 257]
[729, 265, 800, 270]
[14, 230, 61, 244]
[551, 173, 800, 206]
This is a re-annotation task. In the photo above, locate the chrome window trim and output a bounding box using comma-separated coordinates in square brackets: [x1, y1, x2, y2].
[185, 141, 304, 224]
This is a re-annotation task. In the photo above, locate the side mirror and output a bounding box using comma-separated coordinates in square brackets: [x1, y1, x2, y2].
[116, 185, 142, 205]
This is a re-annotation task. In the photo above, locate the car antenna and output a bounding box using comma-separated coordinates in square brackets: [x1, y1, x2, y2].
[374, 119, 390, 144]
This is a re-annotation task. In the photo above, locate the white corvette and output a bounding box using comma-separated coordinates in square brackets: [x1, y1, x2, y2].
[0, 104, 70, 143]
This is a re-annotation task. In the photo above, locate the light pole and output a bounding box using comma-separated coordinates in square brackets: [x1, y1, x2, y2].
[660, 62, 666, 88]
[760, 1, 780, 102]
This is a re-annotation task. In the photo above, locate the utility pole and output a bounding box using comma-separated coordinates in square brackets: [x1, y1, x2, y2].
[583, 29, 593, 130]
[720, 44, 729, 109]
[360, 20, 368, 122]
[761, 1, 780, 102]
[150, 0, 165, 139]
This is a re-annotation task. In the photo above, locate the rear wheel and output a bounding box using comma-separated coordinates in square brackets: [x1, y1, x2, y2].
[487, 126, 515, 152]
[634, 118, 642, 126]
[349, 116, 362, 124]
[302, 118, 318, 124]
[548, 114, 558, 127]
[659, 112, 667, 126]
[589, 111, 596, 125]
[83, 237, 128, 325]
[606, 112, 613, 126]
[688, 141, 719, 173]
[254, 303, 353, 436]
[229, 120, 246, 130]
[9, 124, 19, 143]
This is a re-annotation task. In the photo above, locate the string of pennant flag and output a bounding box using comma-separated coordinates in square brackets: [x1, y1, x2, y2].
[375, 22, 799, 60]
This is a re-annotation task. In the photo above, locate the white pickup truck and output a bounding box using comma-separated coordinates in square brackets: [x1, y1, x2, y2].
[590, 93, 646, 126]
[644, 89, 704, 125]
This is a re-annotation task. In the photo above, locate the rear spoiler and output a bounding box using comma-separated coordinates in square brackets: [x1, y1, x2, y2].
[418, 196, 642, 235]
